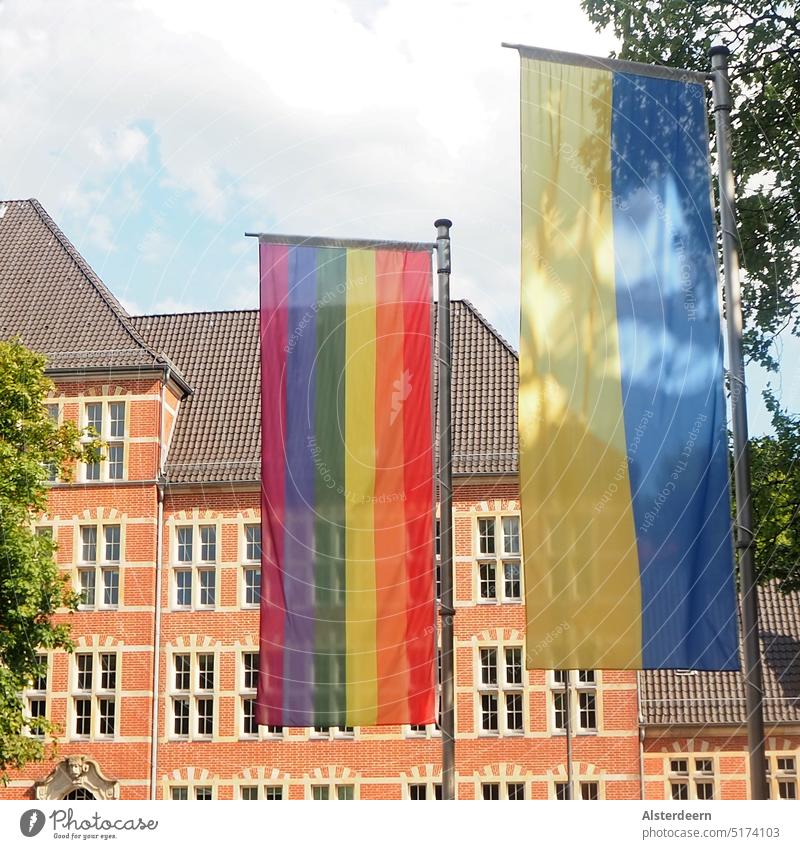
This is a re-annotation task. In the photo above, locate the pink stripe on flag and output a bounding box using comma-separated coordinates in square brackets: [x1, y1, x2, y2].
[257, 242, 289, 726]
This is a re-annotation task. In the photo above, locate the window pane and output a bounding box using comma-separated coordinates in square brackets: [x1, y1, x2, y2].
[243, 652, 259, 690]
[197, 698, 213, 736]
[553, 669, 567, 685]
[98, 698, 115, 736]
[508, 782, 525, 800]
[81, 527, 97, 562]
[245, 567, 261, 605]
[409, 784, 426, 800]
[46, 403, 59, 422]
[553, 691, 567, 731]
[76, 654, 93, 691]
[195, 787, 212, 801]
[694, 758, 713, 775]
[242, 698, 257, 735]
[100, 654, 117, 690]
[200, 526, 216, 562]
[102, 569, 119, 606]
[480, 693, 498, 732]
[505, 648, 522, 686]
[174, 655, 190, 691]
[104, 526, 120, 561]
[670, 782, 688, 801]
[479, 562, 496, 600]
[480, 648, 497, 686]
[109, 402, 125, 438]
[477, 518, 496, 554]
[580, 782, 598, 801]
[75, 698, 91, 736]
[33, 655, 48, 692]
[173, 698, 189, 736]
[312, 786, 329, 800]
[578, 692, 596, 731]
[198, 654, 214, 690]
[503, 561, 521, 600]
[336, 785, 354, 800]
[778, 780, 797, 800]
[28, 698, 46, 735]
[695, 781, 714, 800]
[265, 787, 282, 800]
[505, 693, 523, 732]
[85, 460, 100, 481]
[482, 783, 500, 800]
[199, 569, 215, 606]
[241, 786, 258, 800]
[86, 403, 102, 433]
[177, 527, 193, 562]
[502, 516, 520, 554]
[555, 782, 569, 800]
[577, 669, 596, 685]
[176, 570, 192, 606]
[79, 569, 96, 607]
[171, 787, 188, 800]
[670, 759, 688, 775]
[108, 444, 124, 480]
[246, 525, 262, 561]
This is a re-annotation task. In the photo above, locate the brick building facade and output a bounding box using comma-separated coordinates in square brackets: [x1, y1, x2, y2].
[0, 199, 798, 801]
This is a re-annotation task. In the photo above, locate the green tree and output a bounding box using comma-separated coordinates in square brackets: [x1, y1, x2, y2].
[749, 391, 800, 591]
[0, 339, 100, 778]
[582, 1, 800, 372]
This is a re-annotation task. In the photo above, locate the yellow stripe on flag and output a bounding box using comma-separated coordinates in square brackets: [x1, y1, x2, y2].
[344, 248, 378, 723]
[519, 58, 642, 668]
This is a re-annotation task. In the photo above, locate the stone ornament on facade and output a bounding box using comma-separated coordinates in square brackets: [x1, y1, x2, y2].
[34, 756, 120, 801]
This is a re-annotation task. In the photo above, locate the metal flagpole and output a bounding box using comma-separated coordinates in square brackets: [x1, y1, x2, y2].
[709, 45, 769, 801]
[564, 670, 574, 799]
[435, 218, 456, 800]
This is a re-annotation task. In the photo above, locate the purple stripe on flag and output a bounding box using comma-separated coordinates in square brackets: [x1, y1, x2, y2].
[282, 245, 318, 723]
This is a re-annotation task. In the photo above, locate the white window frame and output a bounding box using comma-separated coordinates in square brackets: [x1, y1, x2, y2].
[171, 522, 220, 610]
[80, 399, 128, 482]
[474, 513, 523, 604]
[76, 523, 122, 610]
[406, 781, 443, 800]
[766, 753, 798, 800]
[480, 780, 526, 800]
[70, 650, 119, 740]
[168, 649, 217, 741]
[310, 725, 356, 741]
[548, 670, 599, 735]
[23, 653, 49, 737]
[308, 783, 357, 800]
[242, 524, 262, 608]
[476, 643, 526, 737]
[667, 756, 716, 801]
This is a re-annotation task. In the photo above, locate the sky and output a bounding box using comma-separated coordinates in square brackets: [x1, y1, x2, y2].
[0, 0, 796, 434]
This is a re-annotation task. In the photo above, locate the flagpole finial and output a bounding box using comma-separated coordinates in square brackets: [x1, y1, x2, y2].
[709, 44, 731, 59]
[434, 218, 453, 230]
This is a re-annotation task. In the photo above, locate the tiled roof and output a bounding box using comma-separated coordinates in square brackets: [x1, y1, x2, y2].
[131, 310, 261, 484]
[0, 198, 171, 373]
[132, 300, 519, 484]
[641, 582, 800, 726]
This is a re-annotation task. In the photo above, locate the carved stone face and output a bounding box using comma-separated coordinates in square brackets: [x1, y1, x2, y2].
[67, 758, 86, 779]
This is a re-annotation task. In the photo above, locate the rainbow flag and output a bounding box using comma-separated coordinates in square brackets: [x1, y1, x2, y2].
[257, 236, 436, 726]
[516, 48, 739, 670]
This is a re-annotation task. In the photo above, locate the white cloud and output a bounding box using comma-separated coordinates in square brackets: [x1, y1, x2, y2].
[0, 0, 616, 344]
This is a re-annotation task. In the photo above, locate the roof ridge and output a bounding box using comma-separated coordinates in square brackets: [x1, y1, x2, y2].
[26, 198, 162, 364]
[458, 298, 518, 359]
[131, 308, 260, 320]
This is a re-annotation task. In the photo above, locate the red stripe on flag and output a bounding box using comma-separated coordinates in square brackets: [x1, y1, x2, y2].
[401, 250, 436, 723]
[257, 242, 288, 727]
[374, 250, 411, 723]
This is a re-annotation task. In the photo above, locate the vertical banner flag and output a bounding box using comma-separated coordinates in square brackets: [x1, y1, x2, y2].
[257, 235, 436, 727]
[516, 47, 739, 670]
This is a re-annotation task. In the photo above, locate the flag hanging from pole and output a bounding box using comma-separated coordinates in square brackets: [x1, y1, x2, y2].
[515, 46, 740, 670]
[257, 235, 436, 726]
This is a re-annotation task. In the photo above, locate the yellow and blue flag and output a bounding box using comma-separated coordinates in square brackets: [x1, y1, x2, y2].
[517, 48, 739, 670]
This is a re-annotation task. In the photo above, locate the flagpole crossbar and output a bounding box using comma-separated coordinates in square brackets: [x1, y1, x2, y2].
[245, 232, 436, 252]
[501, 42, 708, 85]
